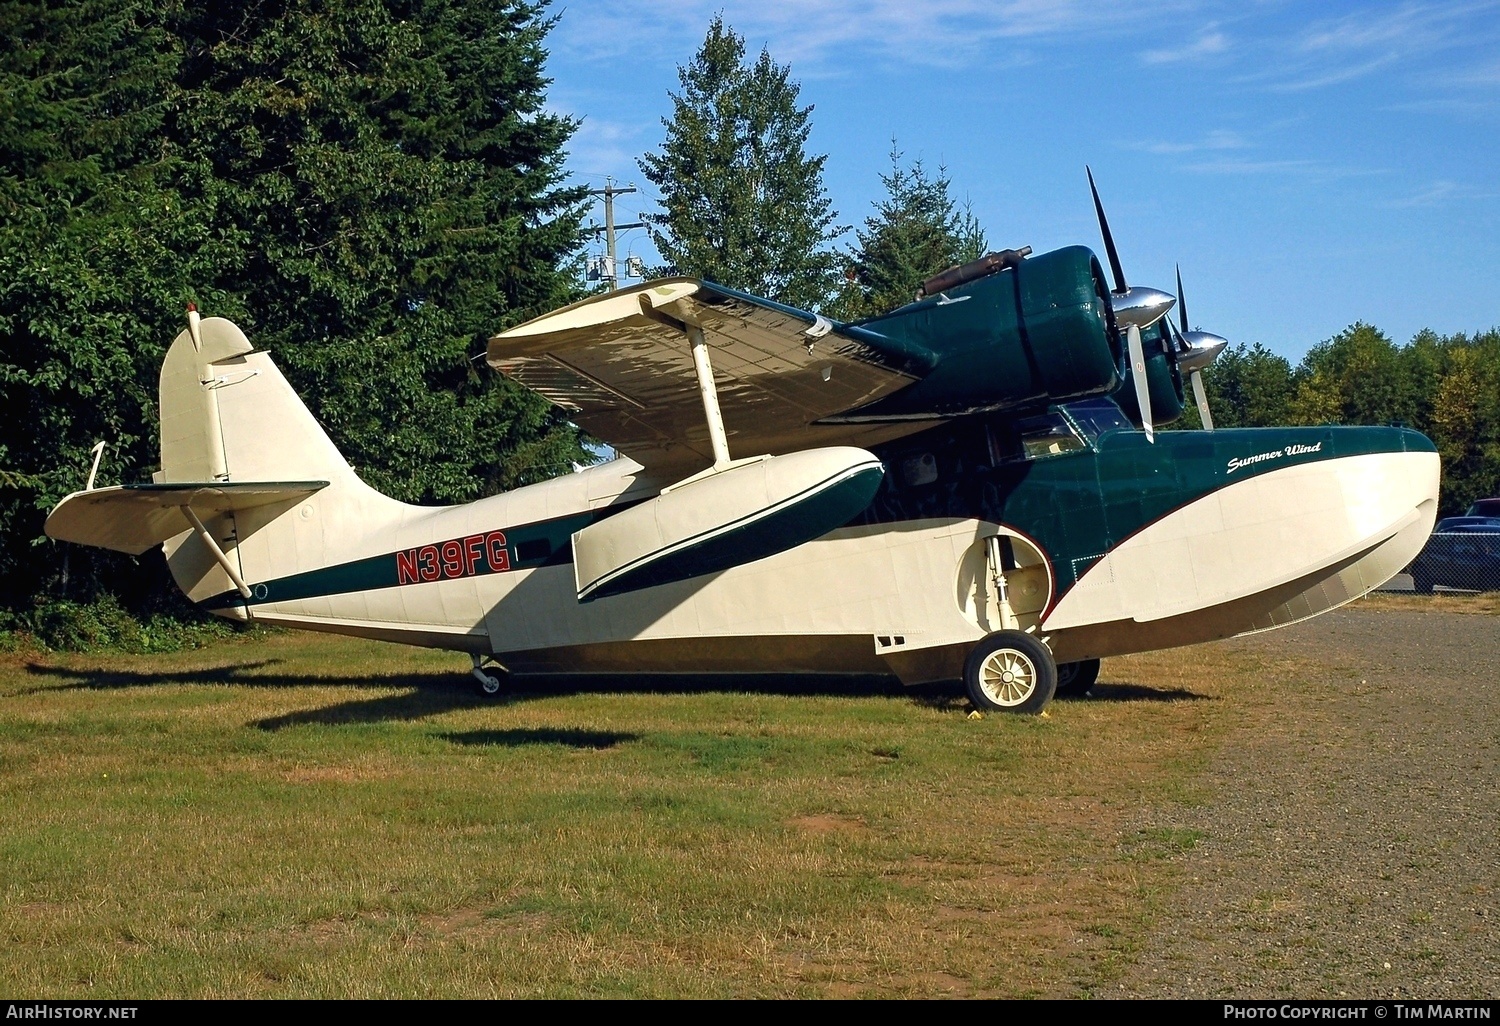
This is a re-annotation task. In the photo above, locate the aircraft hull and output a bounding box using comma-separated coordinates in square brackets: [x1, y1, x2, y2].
[239, 440, 1438, 686]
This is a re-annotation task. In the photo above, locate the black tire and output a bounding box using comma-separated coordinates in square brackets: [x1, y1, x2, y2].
[1054, 658, 1101, 698]
[1411, 570, 1434, 595]
[963, 630, 1057, 715]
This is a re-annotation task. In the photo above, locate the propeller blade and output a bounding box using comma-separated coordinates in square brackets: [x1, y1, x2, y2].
[1176, 264, 1189, 333]
[1128, 323, 1154, 443]
[1190, 368, 1214, 431]
[1086, 166, 1127, 294]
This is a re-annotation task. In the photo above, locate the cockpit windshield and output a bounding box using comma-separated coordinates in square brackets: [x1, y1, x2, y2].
[1017, 413, 1087, 459]
[1062, 398, 1132, 442]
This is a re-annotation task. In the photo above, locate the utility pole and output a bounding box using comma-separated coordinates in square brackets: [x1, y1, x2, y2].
[586, 178, 644, 291]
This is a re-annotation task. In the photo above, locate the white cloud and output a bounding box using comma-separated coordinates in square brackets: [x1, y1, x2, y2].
[560, 116, 653, 181]
[1269, 55, 1402, 92]
[1391, 179, 1460, 206]
[1185, 157, 1317, 174]
[1261, 1, 1500, 92]
[1385, 179, 1497, 207]
[553, 0, 1197, 72]
[1183, 158, 1386, 180]
[1141, 24, 1228, 65]
[1133, 129, 1249, 154]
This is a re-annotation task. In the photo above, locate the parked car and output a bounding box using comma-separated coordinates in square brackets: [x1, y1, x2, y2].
[1407, 516, 1500, 593]
[1466, 497, 1500, 518]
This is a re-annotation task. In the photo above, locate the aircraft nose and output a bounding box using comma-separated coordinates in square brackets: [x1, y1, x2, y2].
[1397, 426, 1438, 455]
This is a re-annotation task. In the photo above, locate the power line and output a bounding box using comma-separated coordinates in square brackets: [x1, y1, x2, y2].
[585, 177, 645, 291]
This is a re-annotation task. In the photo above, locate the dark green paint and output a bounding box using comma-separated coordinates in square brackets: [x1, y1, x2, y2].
[832, 246, 1122, 420]
[200, 505, 625, 611]
[860, 419, 1435, 595]
[1113, 322, 1187, 428]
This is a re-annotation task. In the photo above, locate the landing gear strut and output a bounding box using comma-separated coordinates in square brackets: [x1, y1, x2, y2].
[470, 653, 505, 697]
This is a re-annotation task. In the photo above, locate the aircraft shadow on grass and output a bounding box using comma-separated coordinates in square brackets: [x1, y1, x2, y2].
[19, 661, 1208, 732]
[437, 728, 638, 749]
[1083, 682, 1212, 703]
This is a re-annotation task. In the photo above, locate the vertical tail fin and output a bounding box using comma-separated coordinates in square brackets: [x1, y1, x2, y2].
[159, 316, 356, 486]
[158, 316, 410, 609]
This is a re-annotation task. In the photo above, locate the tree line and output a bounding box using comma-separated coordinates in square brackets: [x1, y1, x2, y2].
[1, 6, 1494, 638]
[1180, 326, 1500, 515]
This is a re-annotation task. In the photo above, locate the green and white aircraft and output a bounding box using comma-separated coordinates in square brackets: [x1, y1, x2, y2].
[45, 180, 1439, 714]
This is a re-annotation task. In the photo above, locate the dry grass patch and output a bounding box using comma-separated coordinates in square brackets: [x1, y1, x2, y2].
[1355, 591, 1500, 614]
[0, 629, 1302, 997]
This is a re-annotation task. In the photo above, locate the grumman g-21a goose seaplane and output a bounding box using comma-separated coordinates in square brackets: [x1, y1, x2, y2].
[46, 175, 1439, 714]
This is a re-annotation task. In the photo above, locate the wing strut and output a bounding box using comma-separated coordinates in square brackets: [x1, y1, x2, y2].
[634, 290, 773, 487]
[688, 325, 732, 469]
[181, 505, 252, 599]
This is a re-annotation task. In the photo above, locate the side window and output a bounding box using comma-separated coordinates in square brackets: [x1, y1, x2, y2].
[1015, 413, 1086, 461]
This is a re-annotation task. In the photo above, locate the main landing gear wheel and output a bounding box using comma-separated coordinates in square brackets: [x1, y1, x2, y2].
[1054, 658, 1101, 698]
[963, 630, 1057, 715]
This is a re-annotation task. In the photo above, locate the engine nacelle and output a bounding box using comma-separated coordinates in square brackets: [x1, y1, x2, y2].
[837, 245, 1122, 421]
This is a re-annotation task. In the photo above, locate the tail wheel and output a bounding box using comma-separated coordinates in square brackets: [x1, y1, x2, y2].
[963, 630, 1057, 715]
[470, 655, 507, 697]
[1055, 658, 1101, 698]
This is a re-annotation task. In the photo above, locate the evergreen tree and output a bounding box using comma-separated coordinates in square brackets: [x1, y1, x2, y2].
[167, 0, 590, 502]
[837, 145, 986, 320]
[637, 16, 841, 310]
[0, 0, 589, 612]
[0, 0, 197, 608]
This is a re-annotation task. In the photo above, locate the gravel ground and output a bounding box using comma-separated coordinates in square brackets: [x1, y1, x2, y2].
[1121, 607, 1499, 999]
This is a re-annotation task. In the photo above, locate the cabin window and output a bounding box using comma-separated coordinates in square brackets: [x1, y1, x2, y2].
[514, 538, 553, 563]
[1015, 413, 1087, 461]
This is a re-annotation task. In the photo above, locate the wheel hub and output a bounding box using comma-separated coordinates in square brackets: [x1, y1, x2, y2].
[979, 648, 1037, 706]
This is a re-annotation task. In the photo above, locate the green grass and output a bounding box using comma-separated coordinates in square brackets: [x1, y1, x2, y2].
[0, 630, 1264, 997]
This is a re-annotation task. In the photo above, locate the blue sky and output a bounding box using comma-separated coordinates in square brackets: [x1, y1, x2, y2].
[544, 1, 1499, 362]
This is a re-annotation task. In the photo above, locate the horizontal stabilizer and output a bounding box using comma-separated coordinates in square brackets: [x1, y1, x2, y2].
[45, 481, 328, 555]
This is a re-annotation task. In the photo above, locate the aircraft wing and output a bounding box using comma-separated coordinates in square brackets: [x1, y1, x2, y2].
[45, 481, 328, 555]
[488, 279, 936, 478]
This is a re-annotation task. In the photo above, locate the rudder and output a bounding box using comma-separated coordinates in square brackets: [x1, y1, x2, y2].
[156, 317, 411, 611]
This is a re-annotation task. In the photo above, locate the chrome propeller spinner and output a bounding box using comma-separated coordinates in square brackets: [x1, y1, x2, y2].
[1168, 265, 1228, 431]
[1087, 167, 1176, 333]
[1087, 167, 1173, 442]
[1087, 168, 1228, 435]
